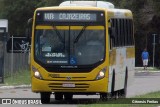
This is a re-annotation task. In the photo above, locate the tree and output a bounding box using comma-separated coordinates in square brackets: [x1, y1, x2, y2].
[0, 0, 39, 35]
[0, 0, 63, 35]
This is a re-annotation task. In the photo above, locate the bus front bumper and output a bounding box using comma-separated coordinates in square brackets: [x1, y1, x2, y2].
[31, 77, 108, 93]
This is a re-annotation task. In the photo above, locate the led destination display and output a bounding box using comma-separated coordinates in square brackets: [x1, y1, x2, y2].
[43, 13, 97, 22]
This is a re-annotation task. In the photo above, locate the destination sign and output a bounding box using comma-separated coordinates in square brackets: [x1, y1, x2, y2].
[43, 13, 97, 22]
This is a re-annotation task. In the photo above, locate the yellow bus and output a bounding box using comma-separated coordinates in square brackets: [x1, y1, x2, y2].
[29, 1, 134, 103]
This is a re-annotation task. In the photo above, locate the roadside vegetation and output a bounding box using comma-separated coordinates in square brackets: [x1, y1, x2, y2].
[79, 91, 160, 107]
[4, 70, 30, 85]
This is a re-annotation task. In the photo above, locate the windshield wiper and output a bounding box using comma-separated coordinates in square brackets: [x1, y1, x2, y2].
[74, 26, 87, 44]
[52, 25, 64, 43]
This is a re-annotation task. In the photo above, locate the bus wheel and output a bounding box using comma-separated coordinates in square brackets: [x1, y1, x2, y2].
[55, 92, 63, 100]
[40, 92, 50, 104]
[64, 93, 73, 100]
[100, 93, 108, 101]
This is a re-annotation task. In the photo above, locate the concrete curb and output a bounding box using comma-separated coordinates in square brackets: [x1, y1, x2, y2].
[0, 84, 31, 89]
[135, 70, 160, 73]
[135, 67, 160, 73]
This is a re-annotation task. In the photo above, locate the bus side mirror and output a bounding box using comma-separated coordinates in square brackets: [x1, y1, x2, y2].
[109, 27, 115, 39]
[26, 18, 33, 39]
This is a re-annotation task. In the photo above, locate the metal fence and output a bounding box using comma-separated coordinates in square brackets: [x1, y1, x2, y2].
[4, 50, 29, 77]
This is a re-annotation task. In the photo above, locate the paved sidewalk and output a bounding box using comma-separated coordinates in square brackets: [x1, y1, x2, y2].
[135, 67, 160, 72]
[0, 84, 31, 89]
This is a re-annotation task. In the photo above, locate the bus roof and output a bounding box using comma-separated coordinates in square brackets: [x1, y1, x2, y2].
[36, 6, 106, 12]
[59, 1, 115, 9]
[58, 1, 132, 19]
[107, 9, 133, 19]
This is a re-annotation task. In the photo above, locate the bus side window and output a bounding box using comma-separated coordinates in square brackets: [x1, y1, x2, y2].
[109, 19, 116, 49]
[124, 19, 128, 46]
[130, 20, 134, 45]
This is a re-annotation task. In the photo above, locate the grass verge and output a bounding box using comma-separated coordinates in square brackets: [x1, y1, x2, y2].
[79, 91, 160, 107]
[4, 70, 31, 85]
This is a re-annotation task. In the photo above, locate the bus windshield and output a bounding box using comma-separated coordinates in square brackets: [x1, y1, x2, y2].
[34, 25, 105, 66]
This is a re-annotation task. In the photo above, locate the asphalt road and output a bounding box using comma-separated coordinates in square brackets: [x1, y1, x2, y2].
[0, 71, 160, 106]
[127, 72, 160, 97]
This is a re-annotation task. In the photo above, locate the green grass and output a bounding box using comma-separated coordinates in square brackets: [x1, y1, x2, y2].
[4, 70, 31, 85]
[134, 91, 160, 98]
[79, 91, 160, 107]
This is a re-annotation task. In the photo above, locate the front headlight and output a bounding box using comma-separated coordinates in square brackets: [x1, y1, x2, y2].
[95, 67, 107, 80]
[32, 66, 43, 80]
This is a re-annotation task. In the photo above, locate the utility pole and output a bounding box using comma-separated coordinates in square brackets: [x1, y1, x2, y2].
[152, 34, 156, 68]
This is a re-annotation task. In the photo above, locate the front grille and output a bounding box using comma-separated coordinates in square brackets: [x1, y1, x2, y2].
[47, 76, 87, 81]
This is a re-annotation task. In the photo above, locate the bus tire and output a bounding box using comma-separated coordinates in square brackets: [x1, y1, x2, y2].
[40, 92, 50, 104]
[100, 93, 109, 101]
[55, 92, 63, 100]
[64, 93, 73, 100]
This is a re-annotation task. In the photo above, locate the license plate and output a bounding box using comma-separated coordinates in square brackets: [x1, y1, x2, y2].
[62, 83, 75, 88]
